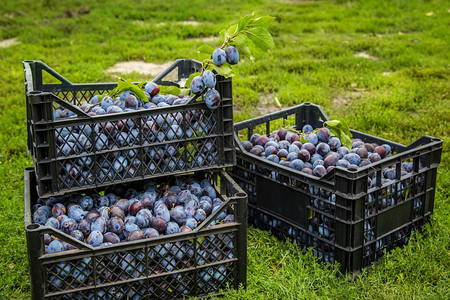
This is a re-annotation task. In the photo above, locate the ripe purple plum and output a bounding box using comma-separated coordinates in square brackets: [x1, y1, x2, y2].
[150, 217, 168, 234]
[301, 143, 316, 155]
[202, 70, 216, 88]
[109, 205, 125, 220]
[297, 149, 311, 162]
[316, 142, 330, 156]
[277, 127, 288, 140]
[225, 46, 239, 65]
[87, 230, 104, 247]
[313, 165, 327, 177]
[205, 89, 221, 110]
[212, 48, 226, 66]
[317, 127, 331, 142]
[107, 217, 124, 236]
[52, 203, 66, 217]
[144, 82, 160, 97]
[374, 146, 387, 158]
[143, 228, 160, 239]
[289, 159, 304, 171]
[104, 232, 121, 244]
[129, 201, 144, 216]
[127, 230, 145, 241]
[91, 216, 107, 234]
[190, 76, 205, 94]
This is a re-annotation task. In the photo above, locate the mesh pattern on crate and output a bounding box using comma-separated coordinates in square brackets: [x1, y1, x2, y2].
[54, 108, 220, 190]
[43, 232, 236, 298]
[237, 156, 428, 268]
[248, 206, 336, 264]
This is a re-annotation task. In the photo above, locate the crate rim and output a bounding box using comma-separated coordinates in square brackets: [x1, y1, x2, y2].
[233, 103, 443, 187]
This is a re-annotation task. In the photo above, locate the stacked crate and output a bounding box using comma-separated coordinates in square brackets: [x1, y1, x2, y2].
[23, 60, 247, 299]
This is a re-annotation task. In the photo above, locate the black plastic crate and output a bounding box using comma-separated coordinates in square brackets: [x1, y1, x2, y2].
[23, 59, 235, 197]
[24, 168, 247, 299]
[229, 103, 442, 273]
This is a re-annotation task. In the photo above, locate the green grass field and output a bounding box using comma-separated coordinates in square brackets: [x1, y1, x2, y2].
[0, 0, 448, 298]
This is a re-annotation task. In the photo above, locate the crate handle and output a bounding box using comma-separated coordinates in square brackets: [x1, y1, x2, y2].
[23, 60, 72, 92]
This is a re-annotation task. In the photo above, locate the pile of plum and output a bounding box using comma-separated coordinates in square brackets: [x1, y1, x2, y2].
[239, 124, 424, 266]
[241, 124, 394, 177]
[32, 178, 234, 253]
[32, 177, 236, 296]
[52, 84, 220, 187]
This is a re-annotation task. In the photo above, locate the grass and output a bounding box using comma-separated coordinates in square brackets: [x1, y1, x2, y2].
[0, 0, 448, 298]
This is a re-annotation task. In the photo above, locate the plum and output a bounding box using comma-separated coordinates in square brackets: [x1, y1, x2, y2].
[150, 217, 167, 234]
[323, 152, 339, 168]
[61, 218, 77, 234]
[129, 200, 143, 216]
[317, 127, 331, 143]
[101, 96, 114, 111]
[225, 46, 239, 65]
[205, 89, 221, 110]
[328, 137, 341, 151]
[190, 76, 205, 94]
[107, 217, 124, 236]
[302, 124, 313, 133]
[166, 222, 180, 234]
[87, 230, 103, 247]
[289, 159, 304, 171]
[127, 230, 145, 241]
[47, 240, 64, 254]
[202, 70, 216, 88]
[277, 127, 288, 140]
[144, 82, 160, 97]
[374, 146, 387, 158]
[301, 142, 316, 155]
[343, 153, 361, 166]
[316, 142, 330, 156]
[103, 232, 120, 244]
[297, 149, 311, 162]
[143, 228, 160, 239]
[212, 48, 226, 66]
[109, 205, 125, 220]
[77, 219, 91, 237]
[91, 216, 107, 234]
[313, 165, 327, 177]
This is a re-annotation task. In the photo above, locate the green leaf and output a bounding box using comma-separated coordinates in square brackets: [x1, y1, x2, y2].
[243, 27, 274, 52]
[340, 132, 353, 150]
[110, 79, 149, 102]
[197, 52, 212, 61]
[137, 81, 146, 89]
[213, 64, 234, 78]
[130, 85, 148, 102]
[198, 44, 214, 55]
[185, 72, 201, 88]
[225, 24, 238, 41]
[238, 13, 254, 31]
[248, 16, 275, 29]
[324, 120, 352, 138]
[197, 45, 214, 60]
[235, 43, 254, 62]
[180, 88, 190, 96]
[231, 34, 247, 47]
[159, 85, 181, 96]
[324, 120, 340, 127]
